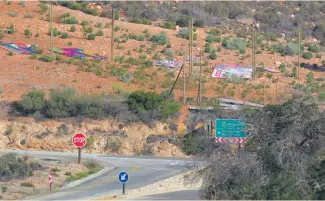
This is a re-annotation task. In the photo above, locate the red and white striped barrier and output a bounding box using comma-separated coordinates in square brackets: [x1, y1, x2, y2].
[215, 137, 246, 143]
[48, 173, 52, 184]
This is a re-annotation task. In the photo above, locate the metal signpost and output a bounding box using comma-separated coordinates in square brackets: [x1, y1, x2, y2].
[72, 133, 87, 164]
[48, 172, 52, 191]
[215, 119, 246, 145]
[118, 171, 129, 194]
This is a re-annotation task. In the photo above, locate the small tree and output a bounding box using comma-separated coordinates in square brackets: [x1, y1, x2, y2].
[70, 25, 76, 32]
[24, 29, 31, 37]
[88, 33, 95, 40]
[209, 50, 217, 60]
[307, 71, 314, 83]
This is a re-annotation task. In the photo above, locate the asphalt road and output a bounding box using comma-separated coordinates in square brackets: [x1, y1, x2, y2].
[126, 190, 200, 200]
[0, 150, 202, 200]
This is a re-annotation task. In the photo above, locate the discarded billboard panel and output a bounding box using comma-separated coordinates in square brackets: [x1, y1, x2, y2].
[0, 41, 37, 54]
[153, 59, 183, 68]
[211, 64, 252, 79]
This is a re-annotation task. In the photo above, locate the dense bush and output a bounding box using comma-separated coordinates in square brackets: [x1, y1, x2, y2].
[24, 29, 31, 37]
[127, 91, 180, 121]
[70, 25, 76, 32]
[302, 52, 313, 59]
[307, 71, 314, 83]
[308, 44, 319, 53]
[81, 20, 88, 26]
[284, 43, 299, 56]
[0, 153, 40, 179]
[61, 32, 68, 39]
[14, 90, 45, 115]
[61, 17, 78, 24]
[39, 55, 55, 62]
[95, 30, 104, 36]
[88, 33, 95, 40]
[206, 34, 218, 43]
[118, 73, 133, 83]
[150, 32, 168, 45]
[165, 21, 176, 30]
[222, 37, 247, 53]
[130, 18, 151, 25]
[209, 50, 217, 60]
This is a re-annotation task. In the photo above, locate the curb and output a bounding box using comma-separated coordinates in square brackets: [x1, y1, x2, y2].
[60, 166, 115, 190]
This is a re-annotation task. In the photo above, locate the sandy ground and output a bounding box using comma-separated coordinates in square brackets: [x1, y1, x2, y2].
[0, 154, 91, 200]
[124, 170, 202, 198]
[0, 1, 321, 107]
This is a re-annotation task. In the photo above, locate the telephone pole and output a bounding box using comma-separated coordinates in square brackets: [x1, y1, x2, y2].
[197, 50, 203, 106]
[111, 8, 115, 62]
[298, 30, 301, 82]
[50, 2, 53, 55]
[183, 51, 186, 105]
[188, 17, 193, 75]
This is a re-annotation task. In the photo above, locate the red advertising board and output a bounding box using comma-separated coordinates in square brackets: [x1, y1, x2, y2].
[72, 133, 87, 148]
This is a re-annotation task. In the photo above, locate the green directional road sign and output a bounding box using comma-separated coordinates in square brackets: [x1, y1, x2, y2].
[216, 119, 246, 138]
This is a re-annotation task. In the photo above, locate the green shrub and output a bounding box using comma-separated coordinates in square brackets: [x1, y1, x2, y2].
[280, 63, 286, 72]
[24, 14, 33, 18]
[143, 29, 150, 38]
[165, 21, 176, 30]
[95, 22, 102, 28]
[40, 3, 48, 14]
[222, 37, 247, 53]
[150, 32, 168, 45]
[178, 28, 189, 39]
[114, 26, 120, 32]
[59, 13, 70, 19]
[7, 12, 18, 17]
[127, 91, 180, 121]
[0, 153, 40, 180]
[0, 30, 4, 40]
[138, 35, 145, 41]
[130, 18, 151, 25]
[119, 73, 133, 83]
[209, 51, 217, 60]
[95, 29, 104, 36]
[114, 9, 120, 19]
[316, 53, 322, 58]
[21, 182, 34, 187]
[88, 33, 95, 40]
[1, 185, 7, 193]
[284, 43, 299, 55]
[68, 41, 72, 46]
[81, 20, 88, 26]
[256, 50, 262, 54]
[15, 90, 45, 114]
[61, 32, 68, 39]
[206, 34, 218, 43]
[84, 27, 93, 33]
[7, 51, 14, 56]
[319, 92, 325, 101]
[70, 25, 76, 32]
[39, 55, 55, 62]
[307, 71, 314, 83]
[308, 44, 319, 53]
[205, 43, 211, 53]
[61, 17, 78, 24]
[292, 67, 298, 78]
[65, 171, 89, 182]
[302, 52, 313, 59]
[267, 73, 273, 79]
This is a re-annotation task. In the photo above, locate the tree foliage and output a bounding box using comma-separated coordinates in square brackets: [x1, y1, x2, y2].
[193, 96, 325, 200]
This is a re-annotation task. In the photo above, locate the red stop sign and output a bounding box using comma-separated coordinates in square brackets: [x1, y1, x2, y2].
[72, 133, 87, 148]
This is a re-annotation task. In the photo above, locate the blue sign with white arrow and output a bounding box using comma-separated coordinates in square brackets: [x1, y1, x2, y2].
[118, 171, 129, 183]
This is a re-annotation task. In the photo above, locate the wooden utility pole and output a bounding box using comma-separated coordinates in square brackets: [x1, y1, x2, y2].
[197, 50, 203, 106]
[50, 2, 53, 55]
[188, 17, 193, 75]
[111, 8, 115, 62]
[251, 25, 256, 80]
[298, 30, 301, 82]
[183, 52, 186, 105]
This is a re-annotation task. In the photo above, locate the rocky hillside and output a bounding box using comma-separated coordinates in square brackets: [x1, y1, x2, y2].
[0, 117, 186, 157]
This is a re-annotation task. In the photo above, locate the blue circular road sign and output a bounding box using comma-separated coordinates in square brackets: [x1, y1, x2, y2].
[118, 171, 129, 183]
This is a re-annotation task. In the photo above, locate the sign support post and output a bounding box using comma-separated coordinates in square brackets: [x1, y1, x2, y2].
[72, 133, 87, 164]
[118, 171, 129, 195]
[78, 147, 81, 164]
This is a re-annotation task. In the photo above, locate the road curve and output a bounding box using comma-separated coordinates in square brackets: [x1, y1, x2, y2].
[0, 150, 202, 200]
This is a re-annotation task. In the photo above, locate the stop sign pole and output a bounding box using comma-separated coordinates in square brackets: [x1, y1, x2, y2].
[72, 133, 87, 164]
